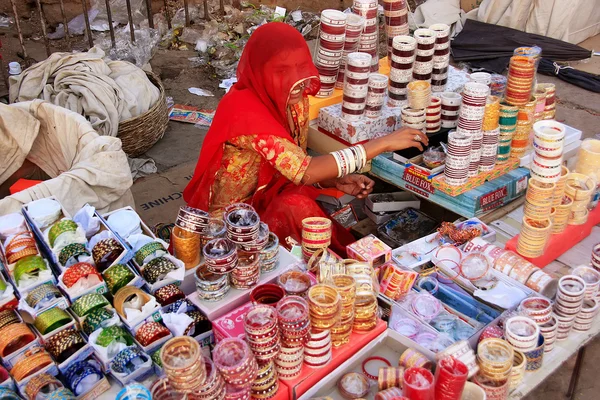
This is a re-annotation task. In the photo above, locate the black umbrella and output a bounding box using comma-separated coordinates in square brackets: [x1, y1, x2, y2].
[452, 19, 594, 73]
[538, 58, 600, 93]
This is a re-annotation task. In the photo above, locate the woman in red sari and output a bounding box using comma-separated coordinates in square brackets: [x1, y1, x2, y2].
[184, 23, 428, 255]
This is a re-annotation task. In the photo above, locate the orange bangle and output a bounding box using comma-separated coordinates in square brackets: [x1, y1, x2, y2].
[0, 323, 36, 357]
[7, 247, 39, 264]
[10, 347, 54, 382]
[5, 237, 36, 253]
[113, 286, 152, 320]
[25, 372, 63, 399]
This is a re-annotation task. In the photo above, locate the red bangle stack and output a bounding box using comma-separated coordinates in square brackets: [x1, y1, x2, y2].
[277, 296, 311, 348]
[136, 321, 170, 347]
[334, 14, 365, 90]
[315, 9, 347, 98]
[203, 238, 238, 274]
[250, 284, 286, 306]
[213, 338, 258, 391]
[353, 0, 380, 73]
[303, 329, 332, 367]
[434, 357, 469, 400]
[224, 207, 260, 245]
[505, 56, 536, 106]
[244, 305, 280, 364]
[62, 262, 102, 288]
[175, 205, 210, 235]
[230, 251, 260, 289]
[153, 284, 185, 306]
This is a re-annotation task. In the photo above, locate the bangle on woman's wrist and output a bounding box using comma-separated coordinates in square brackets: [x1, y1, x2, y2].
[330, 144, 367, 178]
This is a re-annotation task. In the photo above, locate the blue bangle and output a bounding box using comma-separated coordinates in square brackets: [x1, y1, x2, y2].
[111, 346, 149, 375]
[47, 387, 77, 400]
[65, 361, 102, 396]
[0, 387, 21, 400]
[116, 383, 152, 400]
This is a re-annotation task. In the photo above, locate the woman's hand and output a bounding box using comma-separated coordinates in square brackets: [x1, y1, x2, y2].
[335, 174, 375, 199]
[383, 127, 429, 152]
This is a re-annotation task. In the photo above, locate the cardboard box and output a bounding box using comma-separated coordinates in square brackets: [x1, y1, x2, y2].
[347, 234, 392, 268]
[299, 328, 434, 399]
[188, 246, 300, 321]
[281, 319, 387, 400]
[318, 103, 401, 145]
[363, 206, 396, 225]
[366, 192, 421, 213]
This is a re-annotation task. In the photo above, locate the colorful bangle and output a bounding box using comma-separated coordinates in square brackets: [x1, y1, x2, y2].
[58, 243, 90, 267]
[113, 286, 153, 319]
[103, 263, 135, 294]
[82, 307, 115, 335]
[151, 349, 163, 367]
[63, 262, 102, 288]
[96, 325, 134, 347]
[14, 255, 47, 285]
[143, 257, 177, 284]
[10, 347, 54, 382]
[135, 241, 166, 265]
[64, 360, 103, 396]
[47, 387, 76, 400]
[34, 307, 72, 334]
[154, 284, 185, 306]
[0, 309, 20, 330]
[26, 283, 62, 308]
[112, 346, 150, 374]
[185, 310, 212, 335]
[25, 372, 64, 400]
[45, 328, 86, 363]
[91, 238, 124, 272]
[0, 387, 21, 400]
[48, 220, 78, 247]
[0, 323, 35, 356]
[135, 322, 170, 347]
[71, 293, 110, 317]
[7, 245, 38, 264]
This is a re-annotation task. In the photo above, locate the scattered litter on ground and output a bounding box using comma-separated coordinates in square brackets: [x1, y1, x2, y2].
[189, 56, 209, 68]
[219, 78, 238, 93]
[188, 87, 215, 97]
[169, 104, 215, 127]
[96, 27, 160, 67]
[0, 15, 14, 28]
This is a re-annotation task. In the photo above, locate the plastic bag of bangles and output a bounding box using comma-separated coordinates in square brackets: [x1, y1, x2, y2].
[278, 263, 313, 297]
[434, 356, 469, 400]
[389, 304, 455, 353]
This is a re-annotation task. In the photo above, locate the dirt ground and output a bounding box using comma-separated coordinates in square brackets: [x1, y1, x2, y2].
[1, 11, 600, 400]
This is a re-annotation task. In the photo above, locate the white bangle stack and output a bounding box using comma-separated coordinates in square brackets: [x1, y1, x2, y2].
[330, 145, 368, 178]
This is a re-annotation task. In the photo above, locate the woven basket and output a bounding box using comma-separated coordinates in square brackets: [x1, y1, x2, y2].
[117, 71, 169, 157]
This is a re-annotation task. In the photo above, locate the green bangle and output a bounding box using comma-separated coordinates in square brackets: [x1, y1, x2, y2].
[143, 257, 177, 284]
[82, 307, 115, 335]
[58, 243, 90, 266]
[96, 325, 133, 347]
[134, 242, 166, 265]
[48, 219, 78, 247]
[26, 283, 62, 308]
[103, 264, 135, 294]
[71, 293, 110, 317]
[14, 255, 47, 285]
[151, 349, 163, 367]
[34, 307, 72, 334]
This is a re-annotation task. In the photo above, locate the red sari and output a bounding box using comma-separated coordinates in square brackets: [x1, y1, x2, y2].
[183, 23, 354, 255]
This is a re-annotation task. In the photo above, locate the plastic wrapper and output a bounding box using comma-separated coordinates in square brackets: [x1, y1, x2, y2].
[459, 253, 490, 281]
[26, 198, 61, 229]
[116, 383, 152, 400]
[90, 327, 130, 359]
[434, 357, 468, 400]
[97, 27, 161, 67]
[411, 293, 442, 321]
[474, 281, 526, 309]
[278, 267, 311, 297]
[123, 294, 158, 322]
[73, 205, 101, 239]
[423, 147, 446, 169]
[61, 272, 103, 296]
[338, 372, 370, 399]
[106, 210, 142, 238]
[403, 367, 434, 400]
[161, 308, 195, 337]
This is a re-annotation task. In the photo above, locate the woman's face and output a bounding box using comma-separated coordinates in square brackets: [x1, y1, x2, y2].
[262, 48, 312, 106]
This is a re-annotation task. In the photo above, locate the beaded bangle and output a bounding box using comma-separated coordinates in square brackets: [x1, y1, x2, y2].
[134, 241, 166, 265]
[143, 257, 177, 284]
[113, 286, 153, 319]
[111, 346, 150, 374]
[96, 325, 134, 347]
[64, 361, 103, 396]
[154, 284, 185, 306]
[34, 307, 72, 335]
[63, 262, 102, 288]
[0, 309, 20, 330]
[58, 243, 90, 267]
[26, 283, 62, 308]
[14, 255, 47, 285]
[103, 263, 135, 294]
[71, 293, 110, 317]
[82, 307, 115, 335]
[0, 323, 36, 356]
[135, 322, 170, 347]
[10, 347, 54, 382]
[91, 238, 124, 271]
[48, 220, 78, 247]
[45, 328, 86, 363]
[25, 372, 63, 400]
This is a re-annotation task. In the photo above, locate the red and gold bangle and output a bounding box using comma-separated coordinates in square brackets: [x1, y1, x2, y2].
[63, 262, 102, 288]
[7, 247, 39, 264]
[10, 347, 54, 382]
[25, 372, 63, 400]
[362, 356, 392, 380]
[135, 321, 171, 347]
[0, 323, 36, 357]
[91, 238, 124, 272]
[153, 284, 185, 306]
[5, 236, 36, 255]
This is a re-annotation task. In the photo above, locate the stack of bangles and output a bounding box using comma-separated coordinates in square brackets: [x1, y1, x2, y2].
[113, 287, 152, 320]
[193, 358, 226, 399]
[308, 284, 341, 330]
[399, 348, 433, 369]
[48, 219, 78, 248]
[277, 296, 311, 347]
[195, 263, 230, 301]
[71, 293, 110, 318]
[378, 366, 405, 390]
[136, 322, 171, 347]
[251, 360, 279, 399]
[278, 270, 311, 297]
[240, 222, 270, 253]
[96, 325, 134, 347]
[135, 241, 167, 266]
[212, 338, 258, 390]
[259, 232, 280, 273]
[92, 238, 124, 272]
[203, 238, 238, 274]
[331, 275, 357, 347]
[330, 144, 368, 177]
[353, 292, 378, 333]
[46, 329, 86, 363]
[58, 243, 90, 267]
[103, 264, 136, 294]
[26, 283, 62, 309]
[25, 373, 64, 400]
[64, 360, 103, 395]
[476, 338, 514, 382]
[62, 262, 102, 288]
[14, 255, 47, 286]
[251, 283, 286, 306]
[4, 231, 38, 264]
[160, 336, 207, 393]
[175, 205, 210, 235]
[224, 207, 261, 245]
[0, 323, 36, 357]
[231, 251, 260, 289]
[0, 309, 20, 330]
[301, 217, 332, 262]
[183, 310, 211, 336]
[10, 347, 54, 382]
[154, 284, 185, 306]
[304, 329, 332, 367]
[82, 308, 116, 335]
[111, 346, 150, 375]
[275, 344, 304, 380]
[34, 307, 73, 335]
[143, 256, 178, 284]
[244, 305, 280, 364]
